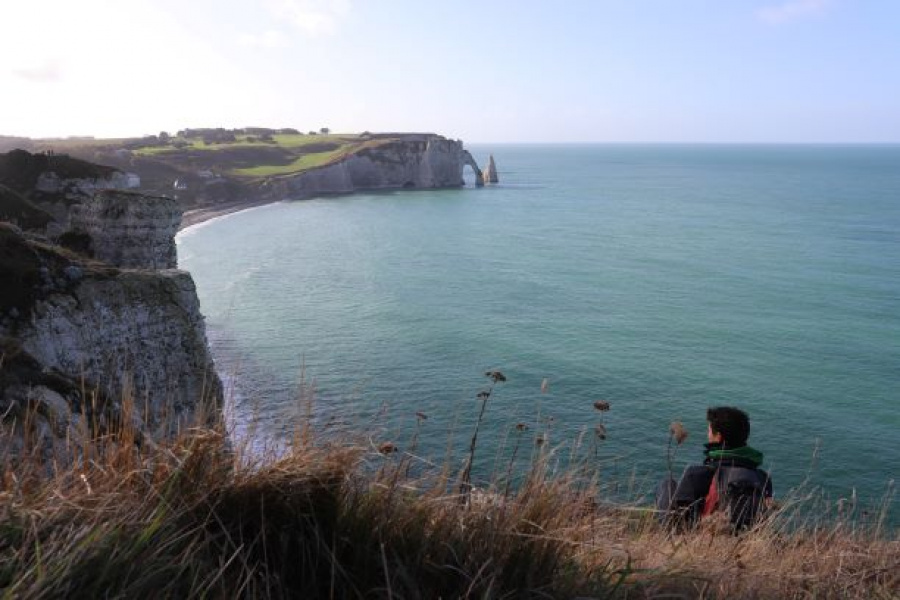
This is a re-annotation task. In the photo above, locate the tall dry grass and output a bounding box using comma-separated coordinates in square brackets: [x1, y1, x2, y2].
[0, 374, 897, 599]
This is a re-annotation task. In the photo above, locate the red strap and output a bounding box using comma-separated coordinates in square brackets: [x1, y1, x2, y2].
[702, 471, 719, 517]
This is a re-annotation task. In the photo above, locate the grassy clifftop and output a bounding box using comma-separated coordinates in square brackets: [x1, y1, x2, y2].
[132, 132, 394, 179]
[0, 149, 116, 192]
[1, 383, 896, 599]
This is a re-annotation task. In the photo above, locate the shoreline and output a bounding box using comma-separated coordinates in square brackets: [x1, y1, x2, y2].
[179, 197, 282, 232]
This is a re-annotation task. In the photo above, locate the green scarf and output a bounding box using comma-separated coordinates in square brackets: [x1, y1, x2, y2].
[706, 445, 764, 467]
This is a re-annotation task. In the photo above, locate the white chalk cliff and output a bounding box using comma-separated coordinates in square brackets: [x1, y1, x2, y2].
[482, 154, 499, 184]
[0, 156, 219, 459]
[68, 190, 181, 269]
[274, 135, 485, 197]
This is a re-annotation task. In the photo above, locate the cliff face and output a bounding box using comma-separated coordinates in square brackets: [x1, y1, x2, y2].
[36, 170, 140, 197]
[276, 135, 484, 197]
[0, 149, 221, 458]
[19, 267, 217, 424]
[68, 190, 181, 269]
[0, 224, 219, 457]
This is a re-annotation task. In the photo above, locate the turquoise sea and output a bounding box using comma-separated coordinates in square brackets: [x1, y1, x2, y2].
[177, 145, 899, 515]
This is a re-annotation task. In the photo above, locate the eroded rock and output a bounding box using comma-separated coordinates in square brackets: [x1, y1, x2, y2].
[67, 190, 181, 269]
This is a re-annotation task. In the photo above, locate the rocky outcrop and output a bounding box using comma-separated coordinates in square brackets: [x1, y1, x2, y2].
[68, 190, 181, 269]
[36, 170, 140, 197]
[0, 223, 220, 458]
[275, 135, 485, 197]
[1, 149, 144, 238]
[482, 154, 499, 184]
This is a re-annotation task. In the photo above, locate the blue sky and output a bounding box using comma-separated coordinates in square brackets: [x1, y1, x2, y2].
[2, 0, 899, 142]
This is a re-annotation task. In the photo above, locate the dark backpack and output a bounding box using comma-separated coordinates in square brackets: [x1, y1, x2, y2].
[715, 466, 769, 532]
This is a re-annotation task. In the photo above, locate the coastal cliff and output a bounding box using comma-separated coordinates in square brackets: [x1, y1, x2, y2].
[68, 190, 181, 269]
[0, 151, 220, 459]
[6, 132, 494, 218]
[0, 225, 219, 458]
[270, 135, 485, 198]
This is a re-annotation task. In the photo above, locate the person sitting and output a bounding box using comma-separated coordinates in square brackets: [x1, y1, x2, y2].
[656, 406, 773, 532]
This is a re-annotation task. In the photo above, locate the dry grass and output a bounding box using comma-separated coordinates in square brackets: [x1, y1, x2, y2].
[0, 390, 897, 599]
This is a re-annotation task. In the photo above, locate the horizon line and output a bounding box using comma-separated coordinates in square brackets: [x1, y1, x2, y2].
[465, 140, 900, 146]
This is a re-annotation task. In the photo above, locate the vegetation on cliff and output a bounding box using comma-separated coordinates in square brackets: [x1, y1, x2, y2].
[0, 186, 53, 233]
[0, 222, 113, 320]
[0, 149, 116, 193]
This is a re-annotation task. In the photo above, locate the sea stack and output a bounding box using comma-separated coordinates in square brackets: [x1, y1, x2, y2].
[483, 154, 499, 184]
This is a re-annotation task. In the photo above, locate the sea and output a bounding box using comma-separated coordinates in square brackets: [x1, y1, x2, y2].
[176, 144, 900, 518]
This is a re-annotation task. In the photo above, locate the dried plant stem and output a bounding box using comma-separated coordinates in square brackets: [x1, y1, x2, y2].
[459, 381, 494, 500]
[503, 430, 524, 499]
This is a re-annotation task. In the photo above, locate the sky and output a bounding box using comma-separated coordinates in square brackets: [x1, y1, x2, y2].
[1, 0, 899, 143]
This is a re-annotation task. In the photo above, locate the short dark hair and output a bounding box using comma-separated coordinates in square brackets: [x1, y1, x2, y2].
[707, 406, 750, 447]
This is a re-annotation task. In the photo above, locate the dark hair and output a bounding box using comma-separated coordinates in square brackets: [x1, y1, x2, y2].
[707, 406, 750, 447]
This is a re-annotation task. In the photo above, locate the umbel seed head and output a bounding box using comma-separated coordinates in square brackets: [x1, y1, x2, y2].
[669, 421, 689, 445]
[593, 400, 611, 412]
[485, 370, 507, 383]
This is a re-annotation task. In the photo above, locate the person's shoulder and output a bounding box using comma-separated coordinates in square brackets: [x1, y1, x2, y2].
[683, 464, 713, 476]
[679, 464, 715, 487]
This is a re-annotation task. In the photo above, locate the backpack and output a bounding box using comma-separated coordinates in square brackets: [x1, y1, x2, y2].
[713, 466, 769, 531]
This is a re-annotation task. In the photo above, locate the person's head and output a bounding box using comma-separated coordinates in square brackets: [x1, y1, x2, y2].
[706, 406, 750, 447]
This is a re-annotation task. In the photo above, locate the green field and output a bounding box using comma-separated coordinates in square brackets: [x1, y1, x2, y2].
[132, 134, 350, 155]
[128, 133, 387, 178]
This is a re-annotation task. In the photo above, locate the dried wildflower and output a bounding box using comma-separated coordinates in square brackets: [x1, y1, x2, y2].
[540, 378, 549, 394]
[595, 423, 607, 440]
[535, 435, 545, 446]
[669, 421, 689, 445]
[415, 411, 428, 421]
[476, 390, 491, 400]
[378, 441, 397, 454]
[593, 400, 611, 412]
[485, 370, 507, 383]
[516, 422, 528, 432]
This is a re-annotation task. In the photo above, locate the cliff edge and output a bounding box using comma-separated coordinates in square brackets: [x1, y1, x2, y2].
[267, 135, 484, 197]
[0, 152, 221, 460]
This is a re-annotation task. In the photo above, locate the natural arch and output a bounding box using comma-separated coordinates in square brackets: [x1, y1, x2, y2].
[462, 150, 485, 187]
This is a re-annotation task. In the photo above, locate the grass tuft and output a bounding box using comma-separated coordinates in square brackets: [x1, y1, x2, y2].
[0, 386, 896, 599]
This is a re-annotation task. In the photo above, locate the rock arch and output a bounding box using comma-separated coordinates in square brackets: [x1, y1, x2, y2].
[462, 150, 485, 187]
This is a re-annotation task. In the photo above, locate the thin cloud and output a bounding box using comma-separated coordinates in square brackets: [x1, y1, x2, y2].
[269, 0, 351, 36]
[758, 0, 832, 24]
[239, 30, 291, 49]
[12, 60, 64, 83]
